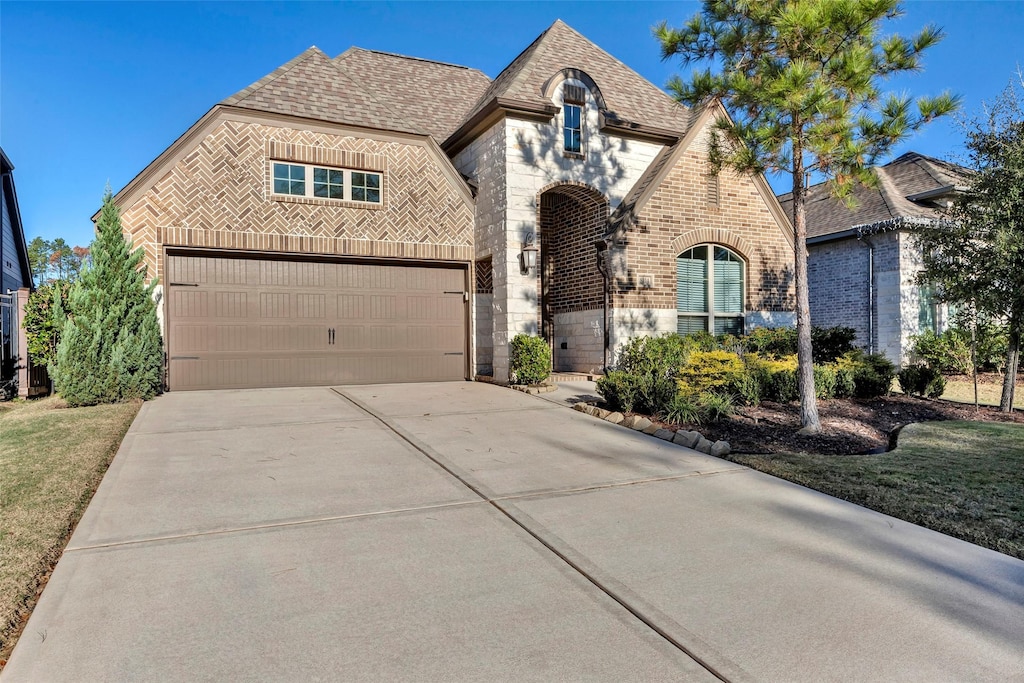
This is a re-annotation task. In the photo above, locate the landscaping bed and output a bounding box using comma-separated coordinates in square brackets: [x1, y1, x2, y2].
[669, 393, 1023, 456]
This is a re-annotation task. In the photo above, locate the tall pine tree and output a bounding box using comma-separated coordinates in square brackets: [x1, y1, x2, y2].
[53, 189, 163, 406]
[656, 0, 957, 433]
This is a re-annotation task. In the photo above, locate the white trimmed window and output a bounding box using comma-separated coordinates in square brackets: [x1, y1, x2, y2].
[562, 83, 586, 155]
[676, 245, 745, 336]
[272, 162, 381, 204]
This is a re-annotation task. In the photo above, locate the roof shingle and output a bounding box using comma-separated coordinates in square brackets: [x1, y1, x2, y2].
[462, 20, 690, 137]
[223, 47, 422, 135]
[777, 152, 969, 239]
[333, 48, 491, 141]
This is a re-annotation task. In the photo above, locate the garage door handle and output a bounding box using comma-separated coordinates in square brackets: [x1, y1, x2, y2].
[170, 356, 200, 360]
[444, 352, 463, 356]
[169, 282, 199, 287]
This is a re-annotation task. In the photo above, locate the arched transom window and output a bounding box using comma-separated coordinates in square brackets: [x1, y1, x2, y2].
[676, 245, 745, 335]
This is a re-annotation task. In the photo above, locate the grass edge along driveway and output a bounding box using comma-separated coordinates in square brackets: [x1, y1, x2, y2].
[0, 397, 141, 666]
[729, 420, 1024, 560]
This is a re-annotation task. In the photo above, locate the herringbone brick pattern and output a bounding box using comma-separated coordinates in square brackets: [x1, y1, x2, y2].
[120, 120, 474, 282]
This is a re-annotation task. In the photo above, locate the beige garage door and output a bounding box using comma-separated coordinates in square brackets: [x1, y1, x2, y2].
[166, 254, 468, 390]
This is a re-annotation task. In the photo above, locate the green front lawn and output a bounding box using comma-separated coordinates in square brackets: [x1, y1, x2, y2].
[938, 378, 1024, 411]
[0, 397, 141, 663]
[728, 420, 1024, 560]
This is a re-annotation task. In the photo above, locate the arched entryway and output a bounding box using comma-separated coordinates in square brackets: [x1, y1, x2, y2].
[537, 183, 609, 372]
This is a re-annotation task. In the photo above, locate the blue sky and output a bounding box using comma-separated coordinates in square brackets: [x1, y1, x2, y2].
[2, 1, 1022, 250]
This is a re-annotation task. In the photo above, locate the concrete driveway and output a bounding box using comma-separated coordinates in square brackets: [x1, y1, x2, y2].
[4, 382, 1023, 682]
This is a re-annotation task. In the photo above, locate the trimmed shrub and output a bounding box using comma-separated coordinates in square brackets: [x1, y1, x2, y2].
[897, 363, 946, 398]
[744, 326, 797, 358]
[52, 191, 162, 406]
[850, 353, 896, 399]
[812, 326, 857, 362]
[596, 370, 637, 412]
[509, 334, 551, 385]
[617, 334, 691, 378]
[813, 364, 838, 399]
[677, 349, 744, 396]
[766, 368, 799, 402]
[926, 374, 947, 399]
[834, 367, 856, 398]
[731, 367, 765, 406]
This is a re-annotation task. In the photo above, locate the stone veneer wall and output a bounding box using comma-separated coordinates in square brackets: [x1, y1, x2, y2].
[120, 120, 476, 289]
[609, 123, 795, 358]
[497, 80, 663, 381]
[453, 121, 507, 376]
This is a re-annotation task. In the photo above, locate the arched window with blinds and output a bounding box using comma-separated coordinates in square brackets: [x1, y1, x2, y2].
[676, 245, 745, 335]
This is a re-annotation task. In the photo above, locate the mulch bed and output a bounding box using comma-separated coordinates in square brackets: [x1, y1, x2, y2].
[663, 394, 1024, 456]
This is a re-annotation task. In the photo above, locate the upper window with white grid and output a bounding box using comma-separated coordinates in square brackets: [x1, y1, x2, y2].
[271, 162, 381, 204]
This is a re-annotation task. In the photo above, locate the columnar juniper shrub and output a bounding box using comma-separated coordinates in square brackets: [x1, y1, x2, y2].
[509, 334, 551, 385]
[52, 191, 162, 406]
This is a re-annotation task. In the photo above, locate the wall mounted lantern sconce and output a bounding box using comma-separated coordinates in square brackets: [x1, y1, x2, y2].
[521, 233, 539, 274]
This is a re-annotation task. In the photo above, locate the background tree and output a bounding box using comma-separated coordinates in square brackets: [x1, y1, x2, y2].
[656, 0, 957, 432]
[52, 190, 162, 406]
[915, 77, 1024, 412]
[20, 280, 72, 369]
[25, 236, 90, 286]
[26, 236, 51, 287]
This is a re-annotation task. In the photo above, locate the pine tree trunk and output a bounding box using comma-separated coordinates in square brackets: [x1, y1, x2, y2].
[999, 302, 1021, 412]
[792, 153, 821, 433]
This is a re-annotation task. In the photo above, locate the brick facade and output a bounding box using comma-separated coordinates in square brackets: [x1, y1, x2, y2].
[120, 118, 476, 287]
[611, 124, 795, 343]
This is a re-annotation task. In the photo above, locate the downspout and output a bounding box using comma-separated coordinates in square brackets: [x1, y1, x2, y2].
[594, 239, 610, 373]
[860, 234, 875, 355]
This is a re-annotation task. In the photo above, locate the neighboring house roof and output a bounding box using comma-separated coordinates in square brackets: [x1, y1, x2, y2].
[459, 19, 691, 140]
[778, 152, 970, 242]
[222, 47, 424, 135]
[333, 48, 491, 141]
[0, 147, 33, 293]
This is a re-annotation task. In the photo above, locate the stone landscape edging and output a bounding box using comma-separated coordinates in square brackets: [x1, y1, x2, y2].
[571, 403, 731, 457]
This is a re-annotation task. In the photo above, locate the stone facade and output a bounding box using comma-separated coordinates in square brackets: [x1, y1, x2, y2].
[458, 79, 668, 380]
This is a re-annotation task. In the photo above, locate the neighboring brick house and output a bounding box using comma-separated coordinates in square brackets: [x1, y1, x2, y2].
[113, 19, 794, 390]
[779, 152, 968, 366]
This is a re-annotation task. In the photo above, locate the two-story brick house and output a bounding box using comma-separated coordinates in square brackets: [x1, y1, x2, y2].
[112, 20, 795, 390]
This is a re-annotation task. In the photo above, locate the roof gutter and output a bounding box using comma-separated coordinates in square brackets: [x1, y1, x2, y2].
[905, 185, 967, 202]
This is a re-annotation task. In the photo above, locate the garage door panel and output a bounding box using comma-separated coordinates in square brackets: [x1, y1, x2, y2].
[167, 255, 467, 390]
